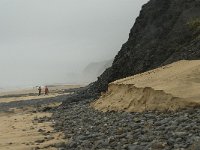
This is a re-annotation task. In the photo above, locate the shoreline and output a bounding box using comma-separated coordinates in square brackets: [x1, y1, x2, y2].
[0, 84, 82, 96]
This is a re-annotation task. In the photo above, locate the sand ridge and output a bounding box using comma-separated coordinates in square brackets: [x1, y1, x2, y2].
[91, 60, 200, 112]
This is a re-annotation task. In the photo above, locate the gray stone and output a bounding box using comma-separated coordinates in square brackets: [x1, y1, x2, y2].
[53, 142, 66, 148]
[127, 145, 145, 150]
[188, 140, 200, 150]
[173, 132, 188, 137]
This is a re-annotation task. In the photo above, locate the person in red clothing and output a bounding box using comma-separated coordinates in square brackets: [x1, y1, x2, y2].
[45, 86, 49, 95]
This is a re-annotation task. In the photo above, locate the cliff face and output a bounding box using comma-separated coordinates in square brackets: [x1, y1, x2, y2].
[112, 0, 200, 78]
[88, 0, 200, 96]
[63, 0, 200, 102]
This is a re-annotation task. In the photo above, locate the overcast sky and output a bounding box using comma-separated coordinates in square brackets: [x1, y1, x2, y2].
[0, 0, 148, 88]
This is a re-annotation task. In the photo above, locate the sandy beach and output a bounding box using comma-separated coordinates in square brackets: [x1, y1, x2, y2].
[0, 84, 80, 150]
[0, 84, 81, 103]
[0, 105, 64, 150]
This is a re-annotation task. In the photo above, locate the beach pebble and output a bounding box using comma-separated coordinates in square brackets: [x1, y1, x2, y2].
[52, 100, 200, 149]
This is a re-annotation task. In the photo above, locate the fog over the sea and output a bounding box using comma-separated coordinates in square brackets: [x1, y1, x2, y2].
[0, 0, 148, 88]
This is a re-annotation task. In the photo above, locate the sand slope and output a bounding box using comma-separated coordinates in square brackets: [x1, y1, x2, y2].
[91, 60, 200, 112]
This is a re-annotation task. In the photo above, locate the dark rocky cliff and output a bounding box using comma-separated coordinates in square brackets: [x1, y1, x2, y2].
[56, 1, 200, 149]
[64, 0, 200, 102]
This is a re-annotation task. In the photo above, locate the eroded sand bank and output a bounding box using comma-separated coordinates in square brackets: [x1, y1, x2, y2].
[92, 60, 200, 112]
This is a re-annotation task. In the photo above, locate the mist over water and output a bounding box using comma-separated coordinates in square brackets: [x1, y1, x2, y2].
[0, 0, 149, 88]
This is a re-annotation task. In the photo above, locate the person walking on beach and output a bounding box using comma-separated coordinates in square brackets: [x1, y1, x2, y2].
[38, 86, 42, 96]
[45, 86, 49, 95]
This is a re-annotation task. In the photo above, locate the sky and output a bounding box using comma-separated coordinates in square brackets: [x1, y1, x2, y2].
[0, 0, 149, 88]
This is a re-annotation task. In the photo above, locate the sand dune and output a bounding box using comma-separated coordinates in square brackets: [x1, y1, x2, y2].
[91, 60, 200, 112]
